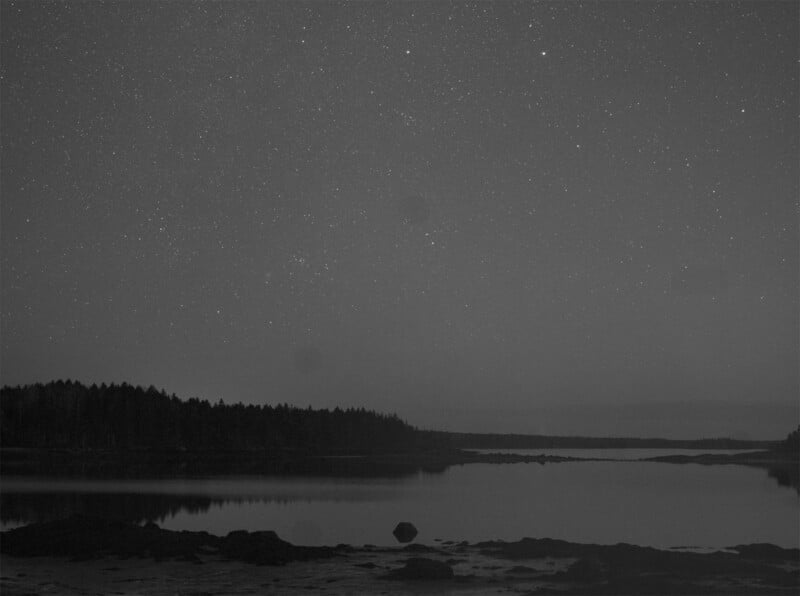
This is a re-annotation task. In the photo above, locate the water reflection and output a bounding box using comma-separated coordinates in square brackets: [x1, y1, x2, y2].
[767, 463, 800, 495]
[2, 461, 797, 548]
[0, 476, 406, 528]
[468, 448, 763, 460]
[2, 491, 216, 527]
[1, 450, 446, 479]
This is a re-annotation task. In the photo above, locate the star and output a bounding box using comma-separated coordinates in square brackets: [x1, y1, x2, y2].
[0, 0, 794, 438]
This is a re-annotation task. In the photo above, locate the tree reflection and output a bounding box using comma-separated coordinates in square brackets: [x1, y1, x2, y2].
[766, 464, 799, 495]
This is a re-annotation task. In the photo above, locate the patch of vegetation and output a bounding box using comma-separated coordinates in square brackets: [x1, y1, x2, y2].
[0, 380, 419, 452]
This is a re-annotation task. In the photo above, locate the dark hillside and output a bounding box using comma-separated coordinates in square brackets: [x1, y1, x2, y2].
[0, 381, 419, 453]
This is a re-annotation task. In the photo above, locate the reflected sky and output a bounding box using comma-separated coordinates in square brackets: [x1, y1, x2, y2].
[3, 461, 797, 548]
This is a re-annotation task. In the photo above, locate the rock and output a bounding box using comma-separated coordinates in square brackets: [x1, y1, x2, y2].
[386, 557, 454, 580]
[392, 522, 418, 543]
[403, 543, 438, 553]
[221, 530, 292, 565]
[559, 557, 606, 582]
[506, 565, 537, 574]
[0, 515, 336, 566]
[732, 543, 800, 561]
[0, 515, 209, 560]
[220, 529, 334, 565]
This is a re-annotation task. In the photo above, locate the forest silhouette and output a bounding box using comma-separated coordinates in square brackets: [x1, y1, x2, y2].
[0, 380, 418, 452]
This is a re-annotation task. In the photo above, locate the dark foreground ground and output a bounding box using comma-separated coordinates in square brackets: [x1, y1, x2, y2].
[1, 516, 798, 595]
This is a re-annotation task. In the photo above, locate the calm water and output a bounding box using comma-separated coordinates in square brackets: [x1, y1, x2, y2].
[2, 458, 797, 549]
[468, 448, 762, 460]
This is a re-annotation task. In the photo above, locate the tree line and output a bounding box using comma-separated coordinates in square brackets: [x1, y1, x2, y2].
[779, 426, 799, 454]
[0, 380, 420, 452]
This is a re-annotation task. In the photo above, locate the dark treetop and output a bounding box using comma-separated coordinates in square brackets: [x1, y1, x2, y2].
[0, 380, 417, 452]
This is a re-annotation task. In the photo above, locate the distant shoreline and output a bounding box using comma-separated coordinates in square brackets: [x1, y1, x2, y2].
[1, 444, 794, 480]
[427, 430, 776, 450]
[2, 381, 785, 455]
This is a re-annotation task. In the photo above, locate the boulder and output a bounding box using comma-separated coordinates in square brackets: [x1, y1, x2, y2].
[220, 529, 334, 565]
[387, 557, 454, 580]
[560, 557, 606, 582]
[392, 522, 418, 543]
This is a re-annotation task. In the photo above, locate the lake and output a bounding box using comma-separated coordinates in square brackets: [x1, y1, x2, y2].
[2, 454, 797, 549]
[466, 448, 763, 460]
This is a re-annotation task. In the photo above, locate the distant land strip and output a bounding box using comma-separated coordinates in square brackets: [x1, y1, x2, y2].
[1, 380, 782, 453]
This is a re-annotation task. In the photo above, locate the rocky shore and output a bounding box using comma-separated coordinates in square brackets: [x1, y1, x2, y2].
[2, 516, 798, 594]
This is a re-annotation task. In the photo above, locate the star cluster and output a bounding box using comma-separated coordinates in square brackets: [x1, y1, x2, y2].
[1, 1, 797, 436]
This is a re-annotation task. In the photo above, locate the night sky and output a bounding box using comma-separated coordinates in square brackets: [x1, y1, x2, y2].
[2, 1, 797, 438]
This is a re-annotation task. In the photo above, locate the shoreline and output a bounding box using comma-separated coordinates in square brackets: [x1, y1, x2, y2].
[0, 447, 606, 480]
[2, 446, 794, 477]
[2, 517, 798, 595]
[3, 447, 796, 497]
